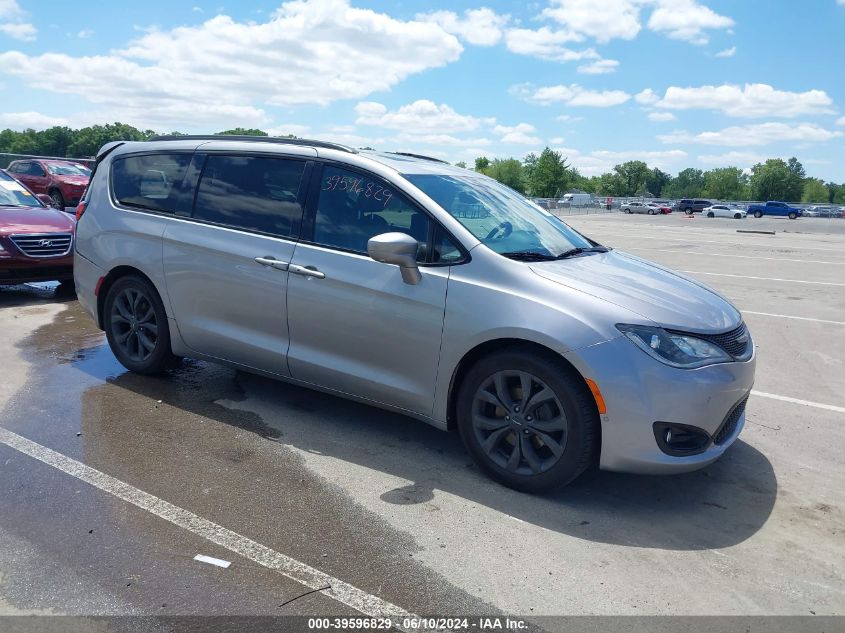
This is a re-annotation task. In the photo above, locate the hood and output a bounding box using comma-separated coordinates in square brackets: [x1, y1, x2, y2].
[530, 250, 741, 334]
[0, 205, 75, 235]
[57, 175, 89, 185]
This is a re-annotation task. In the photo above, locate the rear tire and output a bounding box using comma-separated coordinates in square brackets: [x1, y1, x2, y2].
[684, 208, 693, 216]
[457, 349, 599, 492]
[49, 190, 65, 210]
[754, 211, 763, 218]
[104, 275, 177, 375]
[707, 212, 714, 218]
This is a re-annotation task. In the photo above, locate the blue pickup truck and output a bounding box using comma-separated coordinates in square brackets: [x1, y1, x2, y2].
[746, 201, 803, 219]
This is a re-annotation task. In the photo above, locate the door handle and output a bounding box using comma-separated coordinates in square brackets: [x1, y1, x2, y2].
[254, 256, 289, 271]
[288, 264, 325, 279]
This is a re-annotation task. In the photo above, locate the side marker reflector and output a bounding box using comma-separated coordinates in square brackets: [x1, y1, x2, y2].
[585, 378, 607, 415]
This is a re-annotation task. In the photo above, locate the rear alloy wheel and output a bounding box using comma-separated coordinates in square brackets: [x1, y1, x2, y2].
[104, 276, 177, 374]
[685, 209, 693, 216]
[49, 190, 65, 210]
[754, 211, 763, 218]
[457, 350, 598, 492]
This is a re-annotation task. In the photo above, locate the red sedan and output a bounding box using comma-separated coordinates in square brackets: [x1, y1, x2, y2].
[0, 170, 75, 285]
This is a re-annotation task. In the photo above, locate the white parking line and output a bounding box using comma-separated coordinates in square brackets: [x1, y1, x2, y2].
[0, 427, 421, 629]
[741, 310, 845, 326]
[751, 391, 845, 414]
[681, 271, 845, 286]
[629, 248, 845, 265]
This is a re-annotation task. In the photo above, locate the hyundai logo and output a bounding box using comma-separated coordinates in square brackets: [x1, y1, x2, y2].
[38, 239, 54, 248]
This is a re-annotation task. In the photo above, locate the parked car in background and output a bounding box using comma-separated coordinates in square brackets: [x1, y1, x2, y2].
[622, 201, 651, 214]
[746, 201, 802, 219]
[703, 204, 746, 219]
[648, 202, 672, 214]
[0, 170, 75, 285]
[5, 159, 90, 211]
[676, 199, 712, 214]
[74, 135, 755, 492]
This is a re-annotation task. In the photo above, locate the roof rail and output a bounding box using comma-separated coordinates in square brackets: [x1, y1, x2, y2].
[148, 135, 357, 154]
[386, 151, 450, 164]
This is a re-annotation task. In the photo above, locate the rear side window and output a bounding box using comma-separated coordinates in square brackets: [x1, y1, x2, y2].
[112, 153, 192, 213]
[193, 155, 305, 238]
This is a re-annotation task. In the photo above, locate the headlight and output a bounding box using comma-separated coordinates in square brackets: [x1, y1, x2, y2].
[616, 324, 732, 368]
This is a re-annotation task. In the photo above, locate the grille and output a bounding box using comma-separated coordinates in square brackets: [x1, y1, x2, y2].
[10, 233, 73, 257]
[700, 322, 750, 358]
[712, 395, 748, 445]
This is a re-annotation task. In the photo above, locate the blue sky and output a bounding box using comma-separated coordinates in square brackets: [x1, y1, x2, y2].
[1, 0, 844, 180]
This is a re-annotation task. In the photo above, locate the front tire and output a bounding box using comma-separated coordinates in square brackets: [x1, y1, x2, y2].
[734, 213, 742, 219]
[684, 209, 693, 216]
[104, 275, 177, 374]
[754, 211, 763, 218]
[788, 212, 797, 219]
[457, 349, 599, 492]
[707, 212, 714, 218]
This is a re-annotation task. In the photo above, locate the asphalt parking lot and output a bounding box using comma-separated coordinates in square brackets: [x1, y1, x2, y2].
[0, 212, 843, 626]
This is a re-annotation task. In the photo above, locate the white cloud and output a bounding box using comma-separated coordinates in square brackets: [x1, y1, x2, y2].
[417, 7, 509, 46]
[653, 83, 835, 117]
[659, 122, 843, 146]
[555, 114, 583, 122]
[394, 132, 493, 147]
[836, 116, 845, 126]
[549, 136, 566, 144]
[355, 100, 493, 133]
[265, 123, 312, 137]
[635, 88, 660, 105]
[577, 58, 619, 74]
[648, 111, 676, 121]
[0, 0, 35, 40]
[647, 0, 733, 45]
[697, 151, 768, 166]
[0, 111, 69, 130]
[504, 27, 598, 63]
[715, 46, 736, 57]
[538, 0, 732, 45]
[541, 0, 641, 43]
[554, 146, 688, 176]
[493, 122, 541, 145]
[0, 0, 463, 129]
[514, 83, 630, 107]
[77, 29, 94, 39]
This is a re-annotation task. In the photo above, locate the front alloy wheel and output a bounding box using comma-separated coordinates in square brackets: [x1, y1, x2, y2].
[457, 350, 599, 491]
[471, 370, 567, 476]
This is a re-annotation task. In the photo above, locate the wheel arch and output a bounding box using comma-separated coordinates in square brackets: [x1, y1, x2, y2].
[445, 337, 599, 432]
[96, 265, 160, 330]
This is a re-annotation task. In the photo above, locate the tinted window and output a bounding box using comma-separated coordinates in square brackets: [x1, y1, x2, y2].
[28, 163, 46, 176]
[113, 153, 192, 213]
[314, 165, 431, 260]
[194, 155, 305, 238]
[7, 162, 26, 174]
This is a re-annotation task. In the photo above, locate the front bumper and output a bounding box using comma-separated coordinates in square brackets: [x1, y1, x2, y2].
[565, 335, 756, 474]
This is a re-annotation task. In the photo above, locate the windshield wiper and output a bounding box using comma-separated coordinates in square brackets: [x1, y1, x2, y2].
[500, 251, 560, 261]
[555, 246, 611, 259]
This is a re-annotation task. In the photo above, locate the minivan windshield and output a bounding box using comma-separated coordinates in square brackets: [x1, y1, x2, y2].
[407, 174, 595, 259]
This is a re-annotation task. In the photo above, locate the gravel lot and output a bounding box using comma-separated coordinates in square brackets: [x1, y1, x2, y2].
[0, 212, 843, 628]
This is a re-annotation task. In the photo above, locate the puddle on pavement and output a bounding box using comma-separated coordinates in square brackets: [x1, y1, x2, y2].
[3, 298, 495, 617]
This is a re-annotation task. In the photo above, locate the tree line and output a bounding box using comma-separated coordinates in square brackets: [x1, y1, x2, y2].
[465, 151, 845, 204]
[1, 123, 842, 204]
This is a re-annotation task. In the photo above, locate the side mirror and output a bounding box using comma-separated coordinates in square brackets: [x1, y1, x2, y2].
[367, 232, 422, 285]
[36, 193, 53, 206]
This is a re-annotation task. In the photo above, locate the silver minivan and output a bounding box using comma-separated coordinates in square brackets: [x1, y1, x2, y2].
[74, 136, 755, 491]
